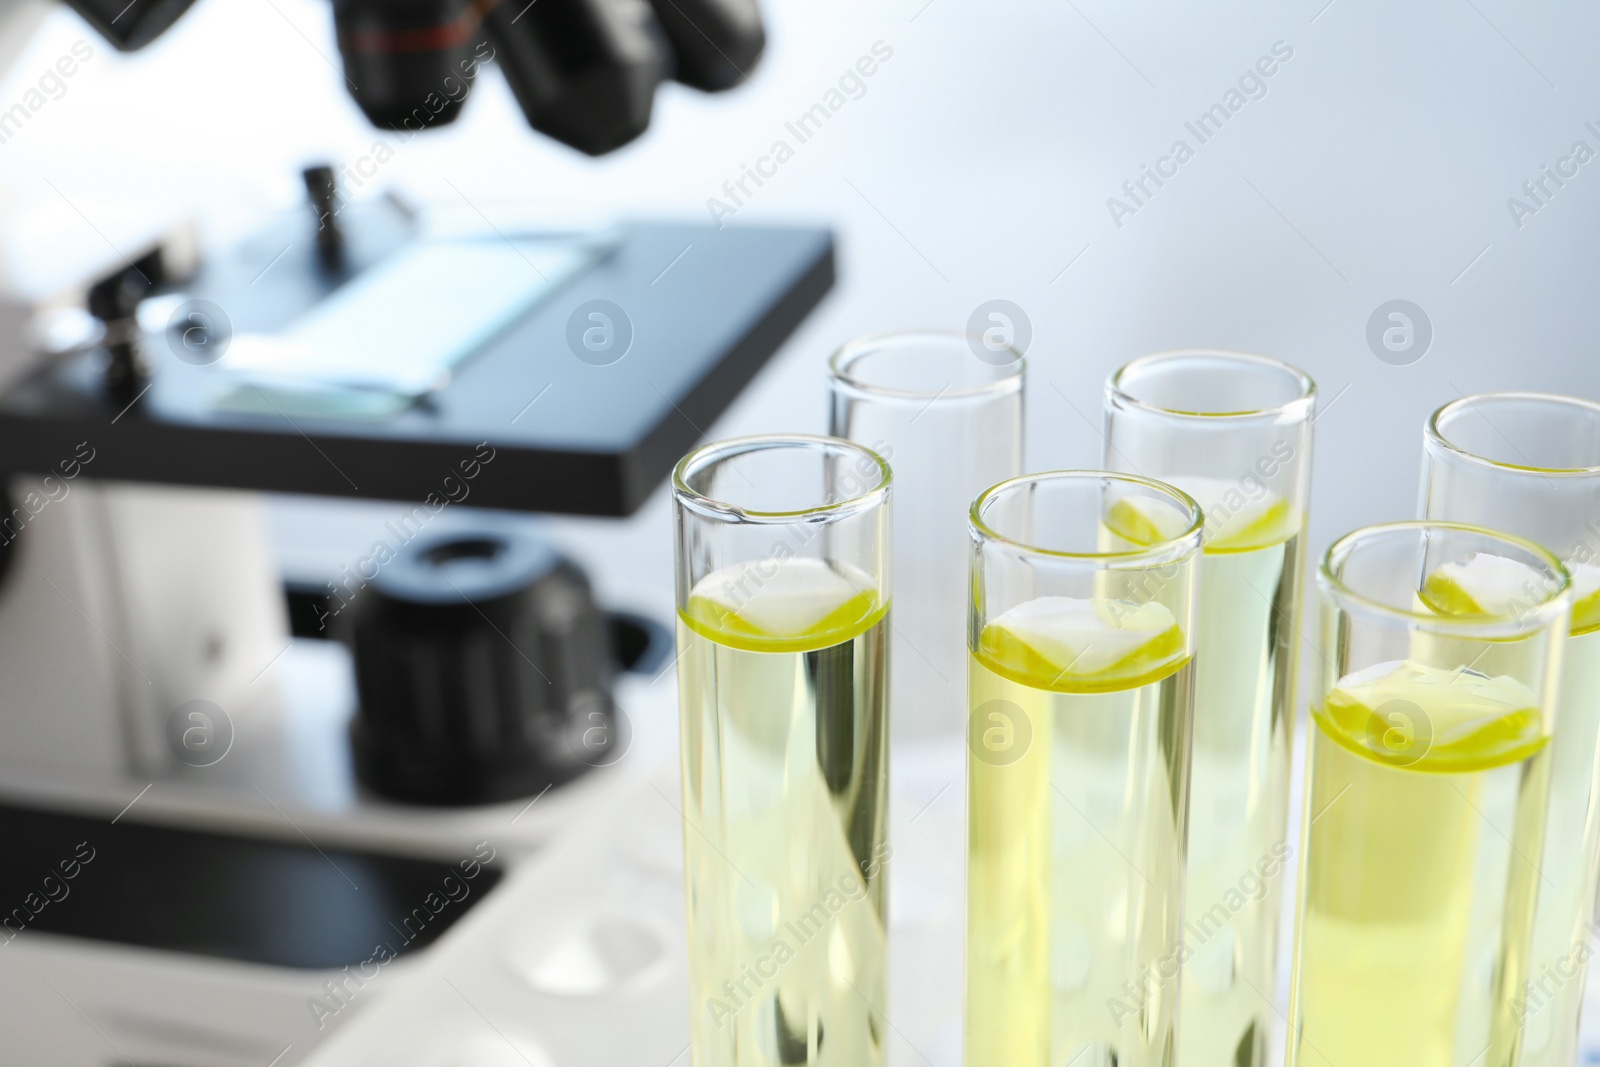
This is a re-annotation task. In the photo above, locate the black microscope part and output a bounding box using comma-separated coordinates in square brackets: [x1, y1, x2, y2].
[485, 0, 669, 156]
[61, 0, 200, 51]
[302, 163, 348, 273]
[0, 802, 500, 969]
[332, 0, 484, 131]
[285, 581, 671, 669]
[86, 248, 166, 402]
[647, 0, 764, 91]
[62, 0, 764, 155]
[0, 218, 836, 516]
[349, 527, 624, 805]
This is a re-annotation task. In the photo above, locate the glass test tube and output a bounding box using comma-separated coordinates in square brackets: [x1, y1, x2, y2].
[1419, 394, 1600, 1067]
[966, 471, 1203, 1067]
[829, 330, 1024, 743]
[672, 435, 893, 1067]
[1104, 350, 1315, 1067]
[1286, 522, 1570, 1067]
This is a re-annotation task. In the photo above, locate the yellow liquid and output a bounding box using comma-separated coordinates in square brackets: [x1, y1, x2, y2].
[966, 596, 1194, 1067]
[1407, 553, 1600, 1066]
[1120, 481, 1303, 1067]
[676, 559, 890, 1067]
[1514, 564, 1600, 1067]
[1286, 660, 1552, 1067]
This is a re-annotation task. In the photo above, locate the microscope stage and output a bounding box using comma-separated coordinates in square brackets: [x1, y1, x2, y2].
[0, 219, 834, 516]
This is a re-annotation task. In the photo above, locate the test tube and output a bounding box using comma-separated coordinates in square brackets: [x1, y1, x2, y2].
[829, 330, 1024, 742]
[1419, 393, 1600, 1067]
[1103, 350, 1315, 1067]
[672, 434, 892, 1067]
[966, 471, 1203, 1067]
[1286, 522, 1569, 1067]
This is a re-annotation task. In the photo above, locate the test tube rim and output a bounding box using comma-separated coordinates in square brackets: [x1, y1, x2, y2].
[1318, 519, 1572, 637]
[671, 432, 892, 525]
[969, 469, 1204, 566]
[1106, 348, 1316, 424]
[1426, 391, 1600, 478]
[827, 329, 1025, 403]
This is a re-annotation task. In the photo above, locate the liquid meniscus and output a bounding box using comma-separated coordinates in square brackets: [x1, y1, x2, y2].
[1288, 657, 1550, 1067]
[967, 593, 1193, 1067]
[677, 558, 890, 1067]
[1110, 482, 1305, 1067]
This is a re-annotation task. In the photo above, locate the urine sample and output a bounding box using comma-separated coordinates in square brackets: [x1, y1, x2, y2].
[1420, 394, 1600, 1067]
[672, 435, 892, 1067]
[828, 330, 1024, 743]
[966, 471, 1203, 1067]
[1104, 350, 1315, 1067]
[1287, 522, 1569, 1067]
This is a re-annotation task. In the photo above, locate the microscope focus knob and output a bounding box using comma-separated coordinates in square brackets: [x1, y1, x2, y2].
[349, 528, 622, 805]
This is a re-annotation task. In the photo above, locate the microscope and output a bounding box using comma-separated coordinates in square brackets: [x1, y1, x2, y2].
[63, 0, 763, 154]
[0, 2, 834, 1063]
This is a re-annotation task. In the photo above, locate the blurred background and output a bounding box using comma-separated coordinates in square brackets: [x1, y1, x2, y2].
[11, 0, 1600, 580]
